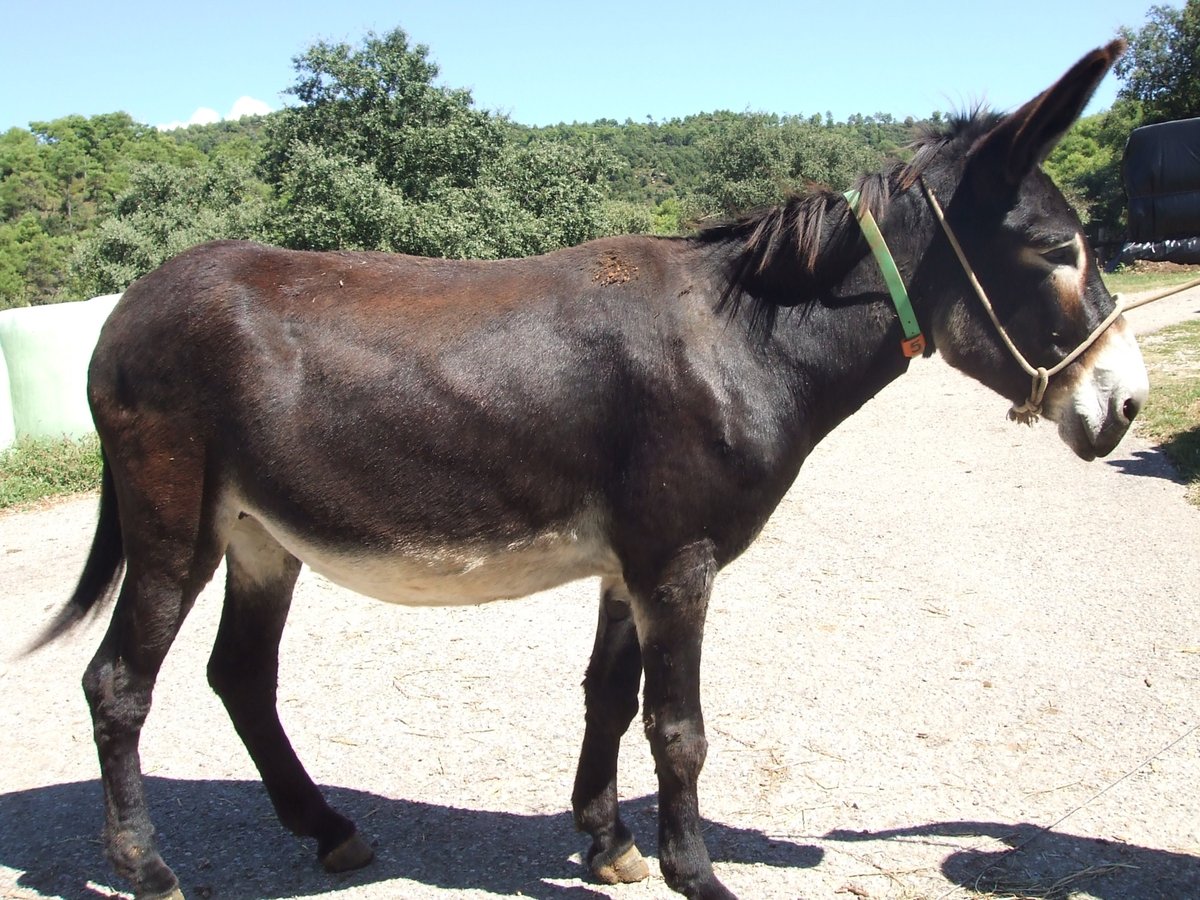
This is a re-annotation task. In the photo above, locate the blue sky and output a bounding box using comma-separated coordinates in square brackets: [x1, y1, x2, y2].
[2, 0, 1159, 133]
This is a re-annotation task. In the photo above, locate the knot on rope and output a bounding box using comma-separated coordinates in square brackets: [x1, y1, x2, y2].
[1007, 367, 1049, 425]
[1007, 402, 1041, 425]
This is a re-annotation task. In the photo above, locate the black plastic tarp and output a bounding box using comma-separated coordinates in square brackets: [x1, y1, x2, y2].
[1123, 117, 1200, 242]
[1117, 237, 1200, 267]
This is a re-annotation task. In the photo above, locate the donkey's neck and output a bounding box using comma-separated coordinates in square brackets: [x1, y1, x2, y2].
[769, 293, 916, 452]
[693, 173, 947, 453]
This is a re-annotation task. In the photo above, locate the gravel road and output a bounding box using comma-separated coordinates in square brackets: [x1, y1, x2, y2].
[1, 287, 1198, 900]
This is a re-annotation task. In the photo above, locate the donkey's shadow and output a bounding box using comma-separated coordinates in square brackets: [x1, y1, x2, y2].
[827, 820, 1200, 898]
[0, 777, 821, 899]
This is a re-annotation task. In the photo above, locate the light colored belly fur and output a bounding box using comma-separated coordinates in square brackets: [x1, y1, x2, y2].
[235, 505, 621, 606]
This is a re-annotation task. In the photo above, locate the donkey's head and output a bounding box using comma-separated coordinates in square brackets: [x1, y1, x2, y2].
[924, 40, 1147, 460]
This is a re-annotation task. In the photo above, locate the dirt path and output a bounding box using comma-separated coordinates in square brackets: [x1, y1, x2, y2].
[1, 289, 1198, 900]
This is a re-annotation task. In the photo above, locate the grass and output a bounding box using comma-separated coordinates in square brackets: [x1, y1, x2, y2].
[1102, 266, 1200, 296]
[0, 434, 103, 510]
[1135, 318, 1200, 505]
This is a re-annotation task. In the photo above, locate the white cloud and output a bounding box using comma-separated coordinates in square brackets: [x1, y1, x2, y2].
[189, 107, 222, 126]
[156, 96, 273, 131]
[227, 96, 272, 120]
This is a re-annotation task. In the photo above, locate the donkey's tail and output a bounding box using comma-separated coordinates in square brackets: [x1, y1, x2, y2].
[25, 453, 126, 653]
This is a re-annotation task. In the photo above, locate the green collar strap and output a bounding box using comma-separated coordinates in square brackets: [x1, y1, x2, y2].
[843, 189, 926, 358]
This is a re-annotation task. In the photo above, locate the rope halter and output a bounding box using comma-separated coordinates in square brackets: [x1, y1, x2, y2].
[918, 180, 1126, 425]
[848, 180, 1199, 425]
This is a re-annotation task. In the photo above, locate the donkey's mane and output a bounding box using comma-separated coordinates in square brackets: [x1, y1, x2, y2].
[699, 111, 1004, 336]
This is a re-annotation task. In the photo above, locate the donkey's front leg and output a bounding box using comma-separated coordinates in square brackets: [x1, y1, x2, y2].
[635, 541, 735, 900]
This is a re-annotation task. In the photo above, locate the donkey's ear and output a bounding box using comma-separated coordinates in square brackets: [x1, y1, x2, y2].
[969, 39, 1125, 184]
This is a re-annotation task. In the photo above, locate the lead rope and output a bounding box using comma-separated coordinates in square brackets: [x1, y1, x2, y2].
[1118, 274, 1200, 311]
[935, 719, 1200, 900]
[919, 179, 1128, 425]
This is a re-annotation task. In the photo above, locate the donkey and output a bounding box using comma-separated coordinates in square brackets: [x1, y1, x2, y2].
[38, 40, 1144, 900]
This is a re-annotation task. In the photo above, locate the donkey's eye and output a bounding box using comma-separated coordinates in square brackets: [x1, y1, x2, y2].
[1038, 243, 1078, 268]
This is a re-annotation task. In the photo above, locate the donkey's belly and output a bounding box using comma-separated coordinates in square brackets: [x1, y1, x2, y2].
[249, 509, 621, 606]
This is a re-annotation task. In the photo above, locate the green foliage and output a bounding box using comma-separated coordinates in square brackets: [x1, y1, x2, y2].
[600, 200, 656, 237]
[0, 114, 205, 307]
[688, 114, 885, 218]
[0, 213, 74, 309]
[1117, 1, 1200, 125]
[0, 129, 55, 223]
[166, 117, 270, 164]
[264, 29, 505, 204]
[480, 138, 616, 253]
[270, 143, 408, 251]
[26, 113, 196, 234]
[650, 197, 684, 235]
[0, 434, 102, 509]
[691, 114, 788, 215]
[521, 116, 709, 206]
[1043, 101, 1144, 239]
[8, 9, 1193, 304]
[840, 111, 919, 156]
[69, 159, 269, 297]
[263, 28, 614, 259]
[518, 111, 916, 227]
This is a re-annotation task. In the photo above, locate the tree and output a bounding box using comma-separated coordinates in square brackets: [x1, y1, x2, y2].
[0, 213, 73, 309]
[0, 114, 204, 304]
[262, 28, 613, 259]
[688, 114, 884, 219]
[270, 143, 410, 252]
[1117, 1, 1200, 124]
[689, 114, 790, 216]
[1044, 101, 1144, 240]
[780, 120, 884, 191]
[0, 129, 56, 223]
[263, 29, 506, 210]
[28, 113, 192, 234]
[69, 158, 268, 297]
[480, 139, 616, 252]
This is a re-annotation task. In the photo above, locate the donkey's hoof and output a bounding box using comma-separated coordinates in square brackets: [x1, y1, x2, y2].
[591, 843, 650, 884]
[139, 888, 185, 900]
[320, 830, 375, 872]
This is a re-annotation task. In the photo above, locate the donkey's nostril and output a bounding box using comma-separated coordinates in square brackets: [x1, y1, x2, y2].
[1123, 395, 1142, 423]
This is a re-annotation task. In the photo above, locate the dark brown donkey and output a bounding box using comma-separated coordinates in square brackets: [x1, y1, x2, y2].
[38, 41, 1145, 900]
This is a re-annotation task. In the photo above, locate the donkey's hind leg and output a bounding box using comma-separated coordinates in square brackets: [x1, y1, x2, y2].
[85, 578, 207, 900]
[571, 578, 650, 884]
[206, 515, 373, 873]
[82, 462, 226, 899]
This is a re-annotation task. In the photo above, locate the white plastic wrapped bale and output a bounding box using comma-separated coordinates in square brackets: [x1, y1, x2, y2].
[0, 337, 13, 450]
[0, 293, 122, 441]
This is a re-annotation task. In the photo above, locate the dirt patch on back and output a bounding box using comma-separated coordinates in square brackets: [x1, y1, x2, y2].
[593, 251, 639, 286]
